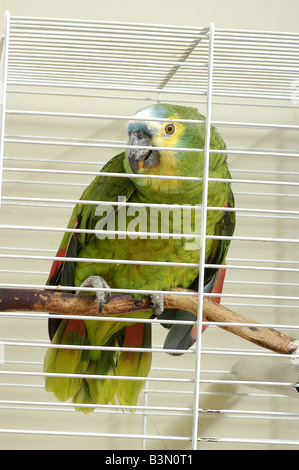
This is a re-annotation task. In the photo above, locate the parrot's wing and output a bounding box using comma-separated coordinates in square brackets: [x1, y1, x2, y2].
[204, 187, 235, 288]
[161, 188, 235, 354]
[47, 152, 136, 339]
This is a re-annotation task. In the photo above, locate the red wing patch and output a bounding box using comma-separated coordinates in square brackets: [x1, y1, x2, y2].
[48, 217, 78, 283]
[48, 247, 68, 282]
[210, 264, 226, 305]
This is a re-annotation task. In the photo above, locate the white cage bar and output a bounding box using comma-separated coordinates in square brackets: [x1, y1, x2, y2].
[0, 12, 299, 450]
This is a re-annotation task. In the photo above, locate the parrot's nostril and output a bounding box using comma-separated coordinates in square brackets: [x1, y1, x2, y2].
[143, 150, 152, 161]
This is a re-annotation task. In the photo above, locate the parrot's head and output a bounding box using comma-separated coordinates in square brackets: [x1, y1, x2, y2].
[124, 103, 225, 195]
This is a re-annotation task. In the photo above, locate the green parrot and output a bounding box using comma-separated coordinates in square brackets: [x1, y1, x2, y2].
[43, 103, 235, 412]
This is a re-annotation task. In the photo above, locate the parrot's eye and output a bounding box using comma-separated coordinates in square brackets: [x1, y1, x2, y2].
[164, 124, 176, 135]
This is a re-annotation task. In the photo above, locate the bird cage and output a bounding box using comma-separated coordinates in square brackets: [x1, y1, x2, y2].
[0, 11, 299, 450]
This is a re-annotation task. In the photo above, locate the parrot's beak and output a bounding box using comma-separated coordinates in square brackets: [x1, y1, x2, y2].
[128, 131, 160, 174]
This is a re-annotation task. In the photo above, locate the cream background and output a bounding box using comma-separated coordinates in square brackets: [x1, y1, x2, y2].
[0, 0, 299, 450]
[0, 0, 299, 33]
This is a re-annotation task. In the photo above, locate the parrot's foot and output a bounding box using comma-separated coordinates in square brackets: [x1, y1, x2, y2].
[150, 293, 164, 316]
[79, 275, 111, 312]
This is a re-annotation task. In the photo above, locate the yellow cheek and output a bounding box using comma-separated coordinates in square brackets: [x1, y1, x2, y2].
[139, 118, 186, 192]
[147, 122, 186, 191]
[150, 148, 176, 173]
[145, 149, 180, 192]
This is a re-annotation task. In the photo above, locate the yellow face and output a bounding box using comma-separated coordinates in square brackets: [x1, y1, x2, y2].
[128, 111, 186, 192]
[149, 117, 185, 191]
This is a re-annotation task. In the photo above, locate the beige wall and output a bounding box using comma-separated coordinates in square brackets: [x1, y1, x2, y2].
[0, 0, 299, 33]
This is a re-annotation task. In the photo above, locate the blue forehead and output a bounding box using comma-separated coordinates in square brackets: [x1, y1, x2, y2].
[126, 105, 169, 136]
[126, 121, 153, 135]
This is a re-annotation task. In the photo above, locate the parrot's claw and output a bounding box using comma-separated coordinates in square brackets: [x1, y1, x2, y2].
[79, 275, 111, 313]
[150, 293, 164, 316]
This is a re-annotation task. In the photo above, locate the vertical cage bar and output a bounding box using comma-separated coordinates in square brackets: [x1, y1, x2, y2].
[0, 11, 9, 213]
[191, 22, 215, 450]
[141, 381, 149, 450]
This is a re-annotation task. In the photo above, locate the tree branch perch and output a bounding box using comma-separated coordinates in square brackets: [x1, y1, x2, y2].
[0, 287, 297, 357]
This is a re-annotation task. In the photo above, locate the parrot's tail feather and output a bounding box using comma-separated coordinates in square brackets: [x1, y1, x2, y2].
[72, 379, 95, 413]
[162, 266, 227, 354]
[44, 318, 152, 412]
[162, 310, 197, 356]
[43, 319, 90, 403]
[116, 323, 152, 408]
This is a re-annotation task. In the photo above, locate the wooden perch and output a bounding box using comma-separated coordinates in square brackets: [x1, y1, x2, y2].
[0, 287, 297, 357]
